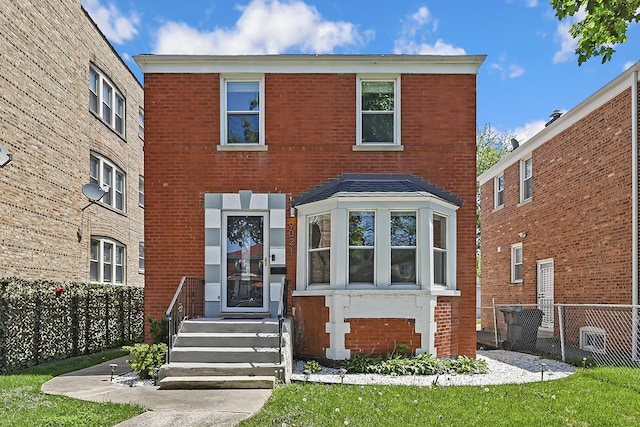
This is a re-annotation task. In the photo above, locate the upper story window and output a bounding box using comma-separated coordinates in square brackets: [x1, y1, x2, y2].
[89, 64, 126, 137]
[138, 242, 145, 273]
[520, 157, 532, 202]
[90, 237, 125, 284]
[138, 108, 144, 140]
[357, 76, 400, 146]
[90, 152, 126, 213]
[511, 243, 523, 283]
[299, 201, 456, 290]
[494, 174, 504, 208]
[220, 76, 264, 146]
[138, 175, 144, 207]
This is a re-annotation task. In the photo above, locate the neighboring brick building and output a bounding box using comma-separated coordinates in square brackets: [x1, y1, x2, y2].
[0, 0, 144, 287]
[478, 64, 640, 333]
[136, 54, 484, 360]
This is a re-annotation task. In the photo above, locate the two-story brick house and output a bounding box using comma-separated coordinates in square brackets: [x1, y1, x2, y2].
[0, 0, 144, 287]
[137, 54, 484, 362]
[478, 63, 639, 345]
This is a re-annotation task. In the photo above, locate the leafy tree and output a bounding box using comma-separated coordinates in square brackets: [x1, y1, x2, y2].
[476, 124, 512, 276]
[551, 0, 640, 65]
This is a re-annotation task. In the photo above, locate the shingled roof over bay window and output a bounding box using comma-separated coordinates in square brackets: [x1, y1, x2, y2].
[292, 173, 463, 207]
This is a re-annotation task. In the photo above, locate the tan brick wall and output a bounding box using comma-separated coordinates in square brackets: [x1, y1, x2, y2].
[480, 88, 634, 317]
[0, 0, 144, 286]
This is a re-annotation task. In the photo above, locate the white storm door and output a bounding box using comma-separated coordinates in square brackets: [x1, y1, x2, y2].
[537, 259, 554, 331]
[222, 212, 269, 312]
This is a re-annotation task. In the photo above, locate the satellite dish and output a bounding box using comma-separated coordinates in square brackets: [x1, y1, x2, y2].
[82, 183, 106, 202]
[0, 144, 12, 167]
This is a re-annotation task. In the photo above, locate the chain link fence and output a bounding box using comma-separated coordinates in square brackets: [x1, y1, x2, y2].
[477, 302, 640, 367]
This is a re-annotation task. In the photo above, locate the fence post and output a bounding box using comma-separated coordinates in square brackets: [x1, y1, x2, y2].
[492, 298, 499, 348]
[558, 304, 566, 362]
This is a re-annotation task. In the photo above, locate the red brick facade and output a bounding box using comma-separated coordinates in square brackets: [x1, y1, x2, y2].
[345, 318, 421, 356]
[140, 56, 481, 357]
[479, 77, 639, 327]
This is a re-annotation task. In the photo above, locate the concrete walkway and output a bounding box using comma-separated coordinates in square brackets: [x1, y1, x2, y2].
[41, 356, 272, 427]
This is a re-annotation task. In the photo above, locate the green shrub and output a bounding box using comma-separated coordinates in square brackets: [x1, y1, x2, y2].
[147, 316, 168, 344]
[303, 360, 322, 373]
[123, 343, 167, 379]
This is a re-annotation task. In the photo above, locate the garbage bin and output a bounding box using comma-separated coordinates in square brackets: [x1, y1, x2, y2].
[501, 308, 543, 351]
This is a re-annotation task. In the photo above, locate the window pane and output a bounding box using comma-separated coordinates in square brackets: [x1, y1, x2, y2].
[139, 242, 145, 271]
[391, 212, 416, 246]
[227, 113, 259, 143]
[515, 247, 522, 264]
[433, 215, 447, 250]
[349, 248, 374, 283]
[115, 246, 124, 284]
[115, 95, 124, 135]
[115, 172, 124, 210]
[309, 214, 330, 249]
[524, 158, 532, 179]
[227, 82, 259, 111]
[514, 264, 523, 281]
[362, 113, 394, 143]
[138, 176, 144, 207]
[434, 250, 447, 285]
[138, 109, 144, 139]
[103, 244, 112, 282]
[524, 177, 533, 199]
[89, 70, 98, 113]
[362, 82, 394, 111]
[103, 165, 112, 205]
[90, 156, 99, 183]
[90, 240, 99, 282]
[349, 211, 375, 246]
[391, 248, 416, 284]
[309, 250, 330, 284]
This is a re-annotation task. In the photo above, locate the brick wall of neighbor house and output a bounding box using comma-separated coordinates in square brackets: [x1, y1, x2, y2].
[0, 0, 144, 286]
[144, 71, 478, 355]
[480, 88, 634, 322]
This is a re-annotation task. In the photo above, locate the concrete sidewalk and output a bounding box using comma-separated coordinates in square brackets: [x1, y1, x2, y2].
[41, 356, 272, 427]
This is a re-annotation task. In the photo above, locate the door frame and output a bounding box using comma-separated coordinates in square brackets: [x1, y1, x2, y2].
[536, 258, 554, 332]
[221, 211, 270, 313]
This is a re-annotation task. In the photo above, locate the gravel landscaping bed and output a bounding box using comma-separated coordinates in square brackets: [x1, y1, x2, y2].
[291, 350, 577, 387]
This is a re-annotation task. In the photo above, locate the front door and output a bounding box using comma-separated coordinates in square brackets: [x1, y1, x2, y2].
[222, 213, 269, 312]
[537, 259, 554, 331]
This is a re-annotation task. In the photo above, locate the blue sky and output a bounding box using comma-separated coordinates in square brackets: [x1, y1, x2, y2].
[83, 0, 640, 143]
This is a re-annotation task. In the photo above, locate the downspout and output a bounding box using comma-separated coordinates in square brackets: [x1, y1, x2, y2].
[632, 70, 638, 361]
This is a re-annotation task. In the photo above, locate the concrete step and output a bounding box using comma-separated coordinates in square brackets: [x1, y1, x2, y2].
[179, 319, 280, 334]
[158, 362, 284, 379]
[174, 332, 280, 348]
[170, 346, 281, 364]
[159, 375, 274, 390]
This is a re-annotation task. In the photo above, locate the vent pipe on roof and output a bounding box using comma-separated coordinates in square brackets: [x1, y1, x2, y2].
[510, 138, 519, 151]
[545, 110, 563, 127]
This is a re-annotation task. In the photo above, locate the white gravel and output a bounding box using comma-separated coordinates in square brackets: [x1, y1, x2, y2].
[290, 350, 576, 387]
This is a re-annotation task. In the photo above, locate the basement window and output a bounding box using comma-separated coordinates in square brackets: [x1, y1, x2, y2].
[579, 326, 606, 354]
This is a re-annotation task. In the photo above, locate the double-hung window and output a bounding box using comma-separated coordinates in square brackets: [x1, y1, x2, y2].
[390, 212, 417, 285]
[511, 243, 523, 283]
[357, 76, 400, 146]
[91, 237, 126, 284]
[494, 174, 504, 208]
[221, 76, 264, 146]
[520, 157, 532, 202]
[138, 242, 145, 273]
[90, 152, 126, 212]
[349, 211, 376, 284]
[433, 214, 448, 286]
[89, 64, 126, 137]
[138, 176, 144, 207]
[138, 108, 144, 140]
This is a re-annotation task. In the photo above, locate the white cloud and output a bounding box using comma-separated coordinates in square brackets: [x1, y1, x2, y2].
[552, 8, 585, 64]
[153, 0, 367, 54]
[624, 61, 635, 71]
[82, 0, 139, 45]
[525, 0, 538, 7]
[393, 6, 465, 55]
[513, 120, 546, 143]
[489, 61, 525, 79]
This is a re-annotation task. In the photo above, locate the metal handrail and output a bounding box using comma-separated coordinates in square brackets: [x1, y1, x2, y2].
[277, 278, 288, 364]
[165, 276, 205, 362]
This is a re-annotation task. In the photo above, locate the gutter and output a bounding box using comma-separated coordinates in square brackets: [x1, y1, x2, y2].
[632, 70, 638, 360]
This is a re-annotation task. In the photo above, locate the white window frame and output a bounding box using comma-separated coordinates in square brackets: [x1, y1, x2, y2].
[494, 174, 504, 208]
[296, 197, 457, 291]
[89, 64, 126, 137]
[511, 243, 523, 284]
[90, 237, 126, 284]
[138, 108, 144, 140]
[220, 75, 265, 146]
[138, 175, 144, 207]
[138, 242, 145, 273]
[356, 75, 401, 146]
[520, 157, 532, 202]
[90, 152, 126, 213]
[307, 212, 332, 286]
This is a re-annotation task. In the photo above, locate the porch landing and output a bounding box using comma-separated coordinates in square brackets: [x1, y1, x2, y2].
[159, 317, 292, 389]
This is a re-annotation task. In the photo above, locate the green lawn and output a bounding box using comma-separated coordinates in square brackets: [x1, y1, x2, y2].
[241, 367, 640, 426]
[0, 349, 146, 427]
